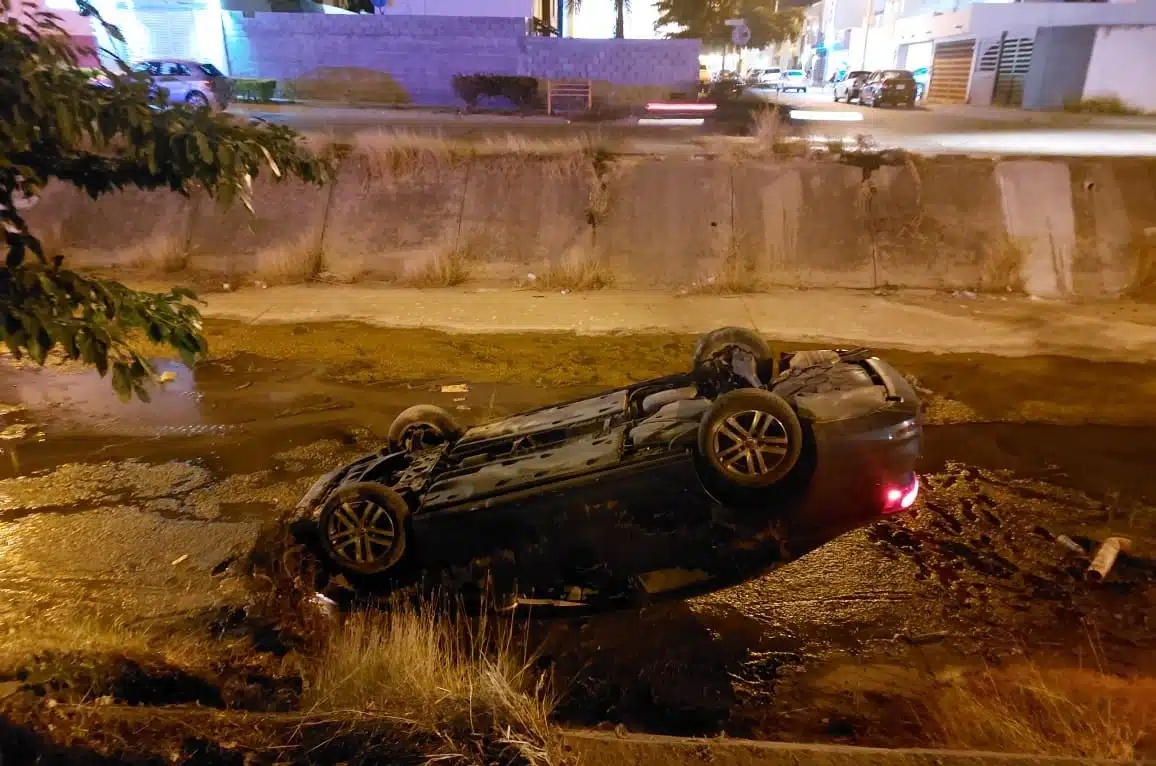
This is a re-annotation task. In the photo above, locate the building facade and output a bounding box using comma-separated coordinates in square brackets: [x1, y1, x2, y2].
[802, 0, 1156, 110]
[10, 0, 101, 66]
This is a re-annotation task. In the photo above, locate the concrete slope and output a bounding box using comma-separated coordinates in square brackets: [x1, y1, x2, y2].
[563, 730, 1151, 766]
[184, 285, 1156, 363]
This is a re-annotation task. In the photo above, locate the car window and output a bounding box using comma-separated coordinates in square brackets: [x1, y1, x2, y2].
[132, 62, 156, 74]
[157, 62, 189, 76]
[197, 63, 224, 77]
[881, 69, 914, 80]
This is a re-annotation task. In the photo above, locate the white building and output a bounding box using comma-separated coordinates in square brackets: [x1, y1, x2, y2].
[804, 0, 1156, 110]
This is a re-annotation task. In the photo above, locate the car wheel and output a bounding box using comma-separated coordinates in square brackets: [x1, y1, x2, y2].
[698, 389, 802, 489]
[186, 91, 210, 110]
[833, 92, 840, 102]
[388, 404, 464, 453]
[802, 88, 808, 93]
[318, 482, 409, 576]
[693, 327, 773, 371]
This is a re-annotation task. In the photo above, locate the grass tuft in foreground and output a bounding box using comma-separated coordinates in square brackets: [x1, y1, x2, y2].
[929, 663, 1155, 760]
[308, 598, 559, 765]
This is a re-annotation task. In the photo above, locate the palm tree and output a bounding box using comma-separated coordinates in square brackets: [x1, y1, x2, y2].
[567, 0, 632, 39]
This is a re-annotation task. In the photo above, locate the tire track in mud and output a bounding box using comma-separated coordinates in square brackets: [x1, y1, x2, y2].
[865, 462, 1156, 652]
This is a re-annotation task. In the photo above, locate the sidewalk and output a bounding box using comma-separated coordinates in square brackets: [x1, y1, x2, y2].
[192, 285, 1156, 363]
[925, 102, 1156, 129]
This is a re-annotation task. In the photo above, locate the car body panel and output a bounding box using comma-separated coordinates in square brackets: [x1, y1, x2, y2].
[293, 347, 923, 612]
[779, 70, 807, 91]
[834, 70, 871, 102]
[860, 69, 918, 107]
[132, 59, 231, 109]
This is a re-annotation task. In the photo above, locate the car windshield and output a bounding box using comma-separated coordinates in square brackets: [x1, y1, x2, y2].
[197, 63, 224, 77]
[881, 69, 914, 80]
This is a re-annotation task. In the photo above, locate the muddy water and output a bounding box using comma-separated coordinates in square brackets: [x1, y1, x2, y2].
[0, 350, 1153, 743]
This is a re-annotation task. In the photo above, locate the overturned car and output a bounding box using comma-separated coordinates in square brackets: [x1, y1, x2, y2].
[292, 328, 922, 611]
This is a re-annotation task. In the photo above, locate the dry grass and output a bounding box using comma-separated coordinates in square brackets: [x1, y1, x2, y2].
[682, 237, 759, 295]
[928, 663, 1156, 760]
[750, 107, 803, 158]
[1063, 96, 1143, 116]
[399, 246, 473, 287]
[534, 253, 615, 291]
[980, 234, 1028, 293]
[321, 130, 605, 186]
[1125, 230, 1156, 300]
[306, 599, 561, 766]
[254, 234, 324, 284]
[0, 607, 234, 691]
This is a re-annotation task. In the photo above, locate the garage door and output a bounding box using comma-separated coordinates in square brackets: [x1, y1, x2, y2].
[127, 10, 200, 62]
[926, 39, 975, 104]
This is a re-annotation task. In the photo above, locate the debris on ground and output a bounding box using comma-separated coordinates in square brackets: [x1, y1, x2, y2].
[1087, 537, 1131, 582]
[440, 384, 469, 394]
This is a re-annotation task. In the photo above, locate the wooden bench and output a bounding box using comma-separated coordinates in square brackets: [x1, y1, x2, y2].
[546, 79, 592, 115]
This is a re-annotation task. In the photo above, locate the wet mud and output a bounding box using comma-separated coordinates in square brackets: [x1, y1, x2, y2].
[0, 340, 1154, 756]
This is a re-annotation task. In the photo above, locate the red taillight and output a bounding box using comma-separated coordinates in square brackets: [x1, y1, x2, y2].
[884, 475, 919, 513]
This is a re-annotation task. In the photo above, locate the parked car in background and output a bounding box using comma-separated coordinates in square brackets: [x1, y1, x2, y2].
[130, 59, 232, 110]
[858, 69, 918, 108]
[748, 67, 783, 88]
[832, 70, 871, 103]
[912, 66, 931, 100]
[779, 69, 808, 93]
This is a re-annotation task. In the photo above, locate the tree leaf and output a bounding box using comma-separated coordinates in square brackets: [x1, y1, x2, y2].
[111, 363, 132, 402]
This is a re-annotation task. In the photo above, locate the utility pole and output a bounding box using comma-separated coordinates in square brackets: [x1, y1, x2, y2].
[860, 0, 872, 70]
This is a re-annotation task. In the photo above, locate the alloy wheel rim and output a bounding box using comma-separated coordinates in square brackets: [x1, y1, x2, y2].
[327, 498, 396, 568]
[711, 409, 790, 478]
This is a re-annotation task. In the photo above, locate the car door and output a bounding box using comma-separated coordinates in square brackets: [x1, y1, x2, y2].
[155, 61, 189, 104]
[132, 62, 160, 101]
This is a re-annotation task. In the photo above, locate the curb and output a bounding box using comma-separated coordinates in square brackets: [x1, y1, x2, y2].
[562, 730, 1152, 766]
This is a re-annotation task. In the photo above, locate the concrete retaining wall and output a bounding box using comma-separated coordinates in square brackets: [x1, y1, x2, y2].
[26, 153, 1156, 299]
[221, 12, 700, 105]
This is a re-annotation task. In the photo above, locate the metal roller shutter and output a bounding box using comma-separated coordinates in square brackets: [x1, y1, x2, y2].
[127, 10, 199, 62]
[992, 36, 1034, 107]
[926, 39, 975, 104]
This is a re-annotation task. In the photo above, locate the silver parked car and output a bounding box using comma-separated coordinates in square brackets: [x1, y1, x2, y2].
[131, 59, 232, 110]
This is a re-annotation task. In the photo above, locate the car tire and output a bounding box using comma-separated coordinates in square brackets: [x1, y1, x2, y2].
[698, 389, 803, 489]
[802, 87, 808, 93]
[833, 92, 840, 102]
[318, 482, 409, 576]
[388, 404, 464, 453]
[693, 327, 773, 371]
[186, 91, 210, 110]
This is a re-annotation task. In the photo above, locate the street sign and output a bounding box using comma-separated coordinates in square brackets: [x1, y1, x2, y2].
[731, 23, 752, 47]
